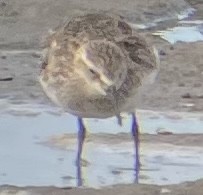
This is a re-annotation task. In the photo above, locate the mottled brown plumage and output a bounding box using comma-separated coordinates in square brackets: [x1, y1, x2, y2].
[39, 13, 159, 118]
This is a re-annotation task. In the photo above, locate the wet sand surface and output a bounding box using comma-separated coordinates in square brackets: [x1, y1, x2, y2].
[0, 179, 203, 195]
[0, 0, 203, 112]
[0, 0, 203, 194]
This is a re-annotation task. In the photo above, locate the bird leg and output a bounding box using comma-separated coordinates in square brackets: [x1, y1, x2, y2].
[131, 112, 140, 183]
[116, 114, 123, 126]
[76, 117, 86, 186]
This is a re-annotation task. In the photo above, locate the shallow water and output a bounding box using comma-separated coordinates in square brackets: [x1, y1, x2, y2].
[132, 7, 195, 30]
[153, 25, 203, 44]
[134, 7, 203, 44]
[1, 101, 203, 135]
[149, 7, 203, 43]
[0, 102, 203, 188]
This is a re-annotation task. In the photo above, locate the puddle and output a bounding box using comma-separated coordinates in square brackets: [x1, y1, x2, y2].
[1, 101, 203, 135]
[0, 102, 203, 187]
[153, 25, 203, 44]
[134, 8, 203, 44]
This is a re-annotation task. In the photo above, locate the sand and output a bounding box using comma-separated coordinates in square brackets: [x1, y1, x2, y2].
[1, 179, 203, 195]
[0, 0, 203, 194]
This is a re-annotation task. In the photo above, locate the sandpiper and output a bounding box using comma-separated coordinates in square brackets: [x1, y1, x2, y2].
[39, 13, 159, 185]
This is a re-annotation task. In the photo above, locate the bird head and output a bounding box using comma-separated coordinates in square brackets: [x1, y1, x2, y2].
[74, 40, 127, 96]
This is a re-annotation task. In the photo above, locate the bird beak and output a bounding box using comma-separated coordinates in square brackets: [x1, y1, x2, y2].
[95, 85, 107, 96]
[100, 75, 114, 87]
[93, 75, 113, 96]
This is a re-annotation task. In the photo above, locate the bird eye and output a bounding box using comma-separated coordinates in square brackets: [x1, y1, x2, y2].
[89, 68, 96, 74]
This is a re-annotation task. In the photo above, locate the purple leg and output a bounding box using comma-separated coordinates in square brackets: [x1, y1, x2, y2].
[76, 117, 86, 187]
[131, 112, 140, 183]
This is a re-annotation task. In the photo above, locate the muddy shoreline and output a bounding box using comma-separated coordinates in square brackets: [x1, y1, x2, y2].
[0, 178, 203, 195]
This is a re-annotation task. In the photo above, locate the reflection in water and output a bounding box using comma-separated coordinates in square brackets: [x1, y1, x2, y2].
[76, 113, 140, 186]
[131, 113, 140, 184]
[0, 103, 203, 187]
[76, 161, 82, 187]
[76, 117, 86, 186]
